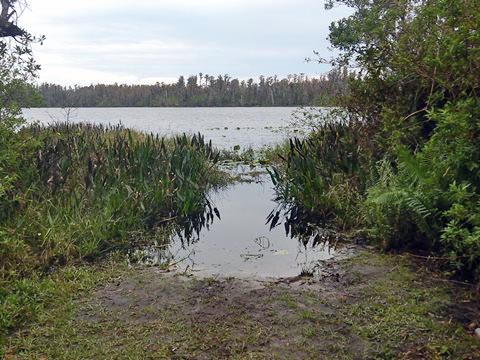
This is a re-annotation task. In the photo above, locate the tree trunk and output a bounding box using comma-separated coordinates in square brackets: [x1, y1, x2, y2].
[0, 0, 24, 38]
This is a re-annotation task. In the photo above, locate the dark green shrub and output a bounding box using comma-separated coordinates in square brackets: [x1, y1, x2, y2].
[366, 100, 480, 279]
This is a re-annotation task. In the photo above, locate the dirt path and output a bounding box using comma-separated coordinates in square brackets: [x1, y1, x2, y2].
[7, 249, 480, 359]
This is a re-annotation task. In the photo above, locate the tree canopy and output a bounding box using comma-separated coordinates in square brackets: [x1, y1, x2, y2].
[34, 70, 351, 108]
[272, 0, 480, 280]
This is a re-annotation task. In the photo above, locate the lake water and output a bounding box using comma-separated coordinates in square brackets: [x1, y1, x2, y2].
[22, 107, 305, 150]
[23, 107, 335, 278]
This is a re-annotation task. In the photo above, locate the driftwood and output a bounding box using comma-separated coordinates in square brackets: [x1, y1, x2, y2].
[0, 0, 24, 38]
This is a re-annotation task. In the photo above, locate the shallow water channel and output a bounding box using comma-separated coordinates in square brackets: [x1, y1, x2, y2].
[131, 166, 336, 278]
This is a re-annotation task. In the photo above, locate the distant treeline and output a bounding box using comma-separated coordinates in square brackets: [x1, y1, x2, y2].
[34, 69, 351, 108]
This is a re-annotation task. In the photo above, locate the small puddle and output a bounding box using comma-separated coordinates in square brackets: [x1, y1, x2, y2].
[130, 166, 337, 278]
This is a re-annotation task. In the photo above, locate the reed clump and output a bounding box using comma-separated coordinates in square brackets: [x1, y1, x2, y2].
[269, 115, 371, 232]
[2, 122, 223, 271]
[0, 122, 224, 333]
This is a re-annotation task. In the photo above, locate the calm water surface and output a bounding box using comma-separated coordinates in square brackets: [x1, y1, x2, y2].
[22, 107, 304, 150]
[131, 169, 336, 278]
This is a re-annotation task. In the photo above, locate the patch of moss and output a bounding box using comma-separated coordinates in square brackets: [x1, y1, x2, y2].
[339, 252, 479, 359]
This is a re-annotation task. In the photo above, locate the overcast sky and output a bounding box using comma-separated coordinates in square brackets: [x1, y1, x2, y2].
[21, 0, 351, 86]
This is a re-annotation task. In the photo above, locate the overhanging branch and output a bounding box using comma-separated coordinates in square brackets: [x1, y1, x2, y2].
[0, 19, 24, 37]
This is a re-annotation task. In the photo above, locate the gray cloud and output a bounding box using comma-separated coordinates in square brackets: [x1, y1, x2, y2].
[22, 0, 352, 85]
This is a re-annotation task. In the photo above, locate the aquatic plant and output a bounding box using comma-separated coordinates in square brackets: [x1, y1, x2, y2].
[1, 123, 224, 272]
[268, 113, 370, 231]
[0, 122, 227, 335]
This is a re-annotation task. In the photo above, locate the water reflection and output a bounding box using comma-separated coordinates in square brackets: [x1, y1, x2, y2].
[129, 169, 336, 278]
[267, 204, 340, 249]
[174, 200, 220, 245]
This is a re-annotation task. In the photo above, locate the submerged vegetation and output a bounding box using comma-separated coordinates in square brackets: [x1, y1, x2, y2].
[271, 0, 480, 281]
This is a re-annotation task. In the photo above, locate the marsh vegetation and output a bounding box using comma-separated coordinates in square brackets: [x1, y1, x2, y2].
[1, 0, 480, 357]
[0, 122, 227, 335]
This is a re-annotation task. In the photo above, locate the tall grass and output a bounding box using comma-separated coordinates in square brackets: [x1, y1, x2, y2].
[269, 117, 370, 231]
[0, 122, 224, 335]
[2, 122, 223, 270]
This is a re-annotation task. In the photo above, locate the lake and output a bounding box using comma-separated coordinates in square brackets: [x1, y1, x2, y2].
[22, 107, 306, 150]
[22, 107, 334, 278]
